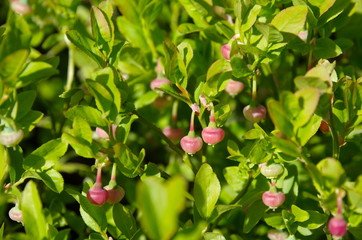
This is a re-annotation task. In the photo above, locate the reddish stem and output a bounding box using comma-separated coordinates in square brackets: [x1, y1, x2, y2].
[210, 112, 215, 123]
[96, 167, 103, 184]
[337, 194, 343, 215]
[189, 111, 195, 132]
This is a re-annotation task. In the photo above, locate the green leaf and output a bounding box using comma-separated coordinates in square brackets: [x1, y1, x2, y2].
[62, 132, 95, 159]
[271, 6, 308, 35]
[112, 204, 137, 239]
[92, 67, 121, 114]
[297, 226, 313, 236]
[264, 212, 285, 229]
[116, 17, 148, 50]
[23, 139, 68, 170]
[194, 163, 221, 219]
[299, 210, 327, 229]
[0, 49, 29, 83]
[65, 105, 107, 127]
[309, 0, 336, 16]
[294, 76, 330, 92]
[0, 15, 31, 62]
[243, 127, 265, 140]
[17, 110, 44, 132]
[14, 91, 36, 121]
[91, 7, 112, 42]
[21, 181, 47, 239]
[37, 168, 64, 193]
[114, 114, 139, 143]
[270, 136, 301, 158]
[113, 0, 139, 24]
[173, 221, 207, 240]
[316, 157, 346, 188]
[291, 205, 310, 222]
[79, 194, 107, 232]
[0, 142, 9, 186]
[313, 38, 342, 59]
[296, 115, 321, 146]
[137, 176, 186, 240]
[135, 91, 159, 109]
[282, 210, 297, 235]
[206, 59, 231, 81]
[178, 23, 203, 34]
[18, 61, 59, 88]
[293, 88, 320, 128]
[72, 116, 93, 144]
[204, 232, 226, 240]
[142, 0, 164, 24]
[317, 0, 350, 27]
[305, 162, 324, 195]
[243, 200, 268, 233]
[267, 99, 294, 138]
[241, 5, 262, 32]
[113, 143, 144, 178]
[0, 223, 3, 240]
[255, 23, 284, 43]
[86, 79, 116, 118]
[54, 229, 71, 240]
[224, 166, 249, 192]
[163, 40, 188, 88]
[231, 57, 253, 78]
[178, 41, 194, 69]
[248, 139, 273, 164]
[66, 30, 103, 66]
[178, 0, 209, 28]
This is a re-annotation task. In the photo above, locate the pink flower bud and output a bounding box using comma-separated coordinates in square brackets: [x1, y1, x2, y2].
[11, 1, 32, 15]
[243, 104, 267, 123]
[199, 95, 209, 108]
[96, 125, 117, 140]
[298, 30, 308, 42]
[267, 230, 288, 240]
[9, 205, 23, 223]
[224, 80, 244, 97]
[221, 44, 231, 60]
[328, 216, 347, 238]
[191, 103, 200, 113]
[262, 191, 285, 210]
[87, 183, 108, 206]
[163, 126, 184, 143]
[201, 127, 225, 145]
[150, 77, 171, 94]
[104, 185, 125, 204]
[180, 136, 203, 155]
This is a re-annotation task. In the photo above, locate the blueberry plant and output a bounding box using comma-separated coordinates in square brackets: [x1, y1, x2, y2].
[1, 0, 362, 239]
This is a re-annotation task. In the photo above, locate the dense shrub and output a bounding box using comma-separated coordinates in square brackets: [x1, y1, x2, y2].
[1, 0, 362, 239]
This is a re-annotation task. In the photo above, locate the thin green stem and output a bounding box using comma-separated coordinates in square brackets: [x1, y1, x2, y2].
[65, 41, 74, 91]
[328, 103, 340, 159]
[141, 19, 158, 61]
[183, 154, 198, 174]
[250, 58, 261, 103]
[111, 163, 117, 182]
[251, 74, 257, 101]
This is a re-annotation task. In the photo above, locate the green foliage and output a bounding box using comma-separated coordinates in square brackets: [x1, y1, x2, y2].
[1, 0, 362, 239]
